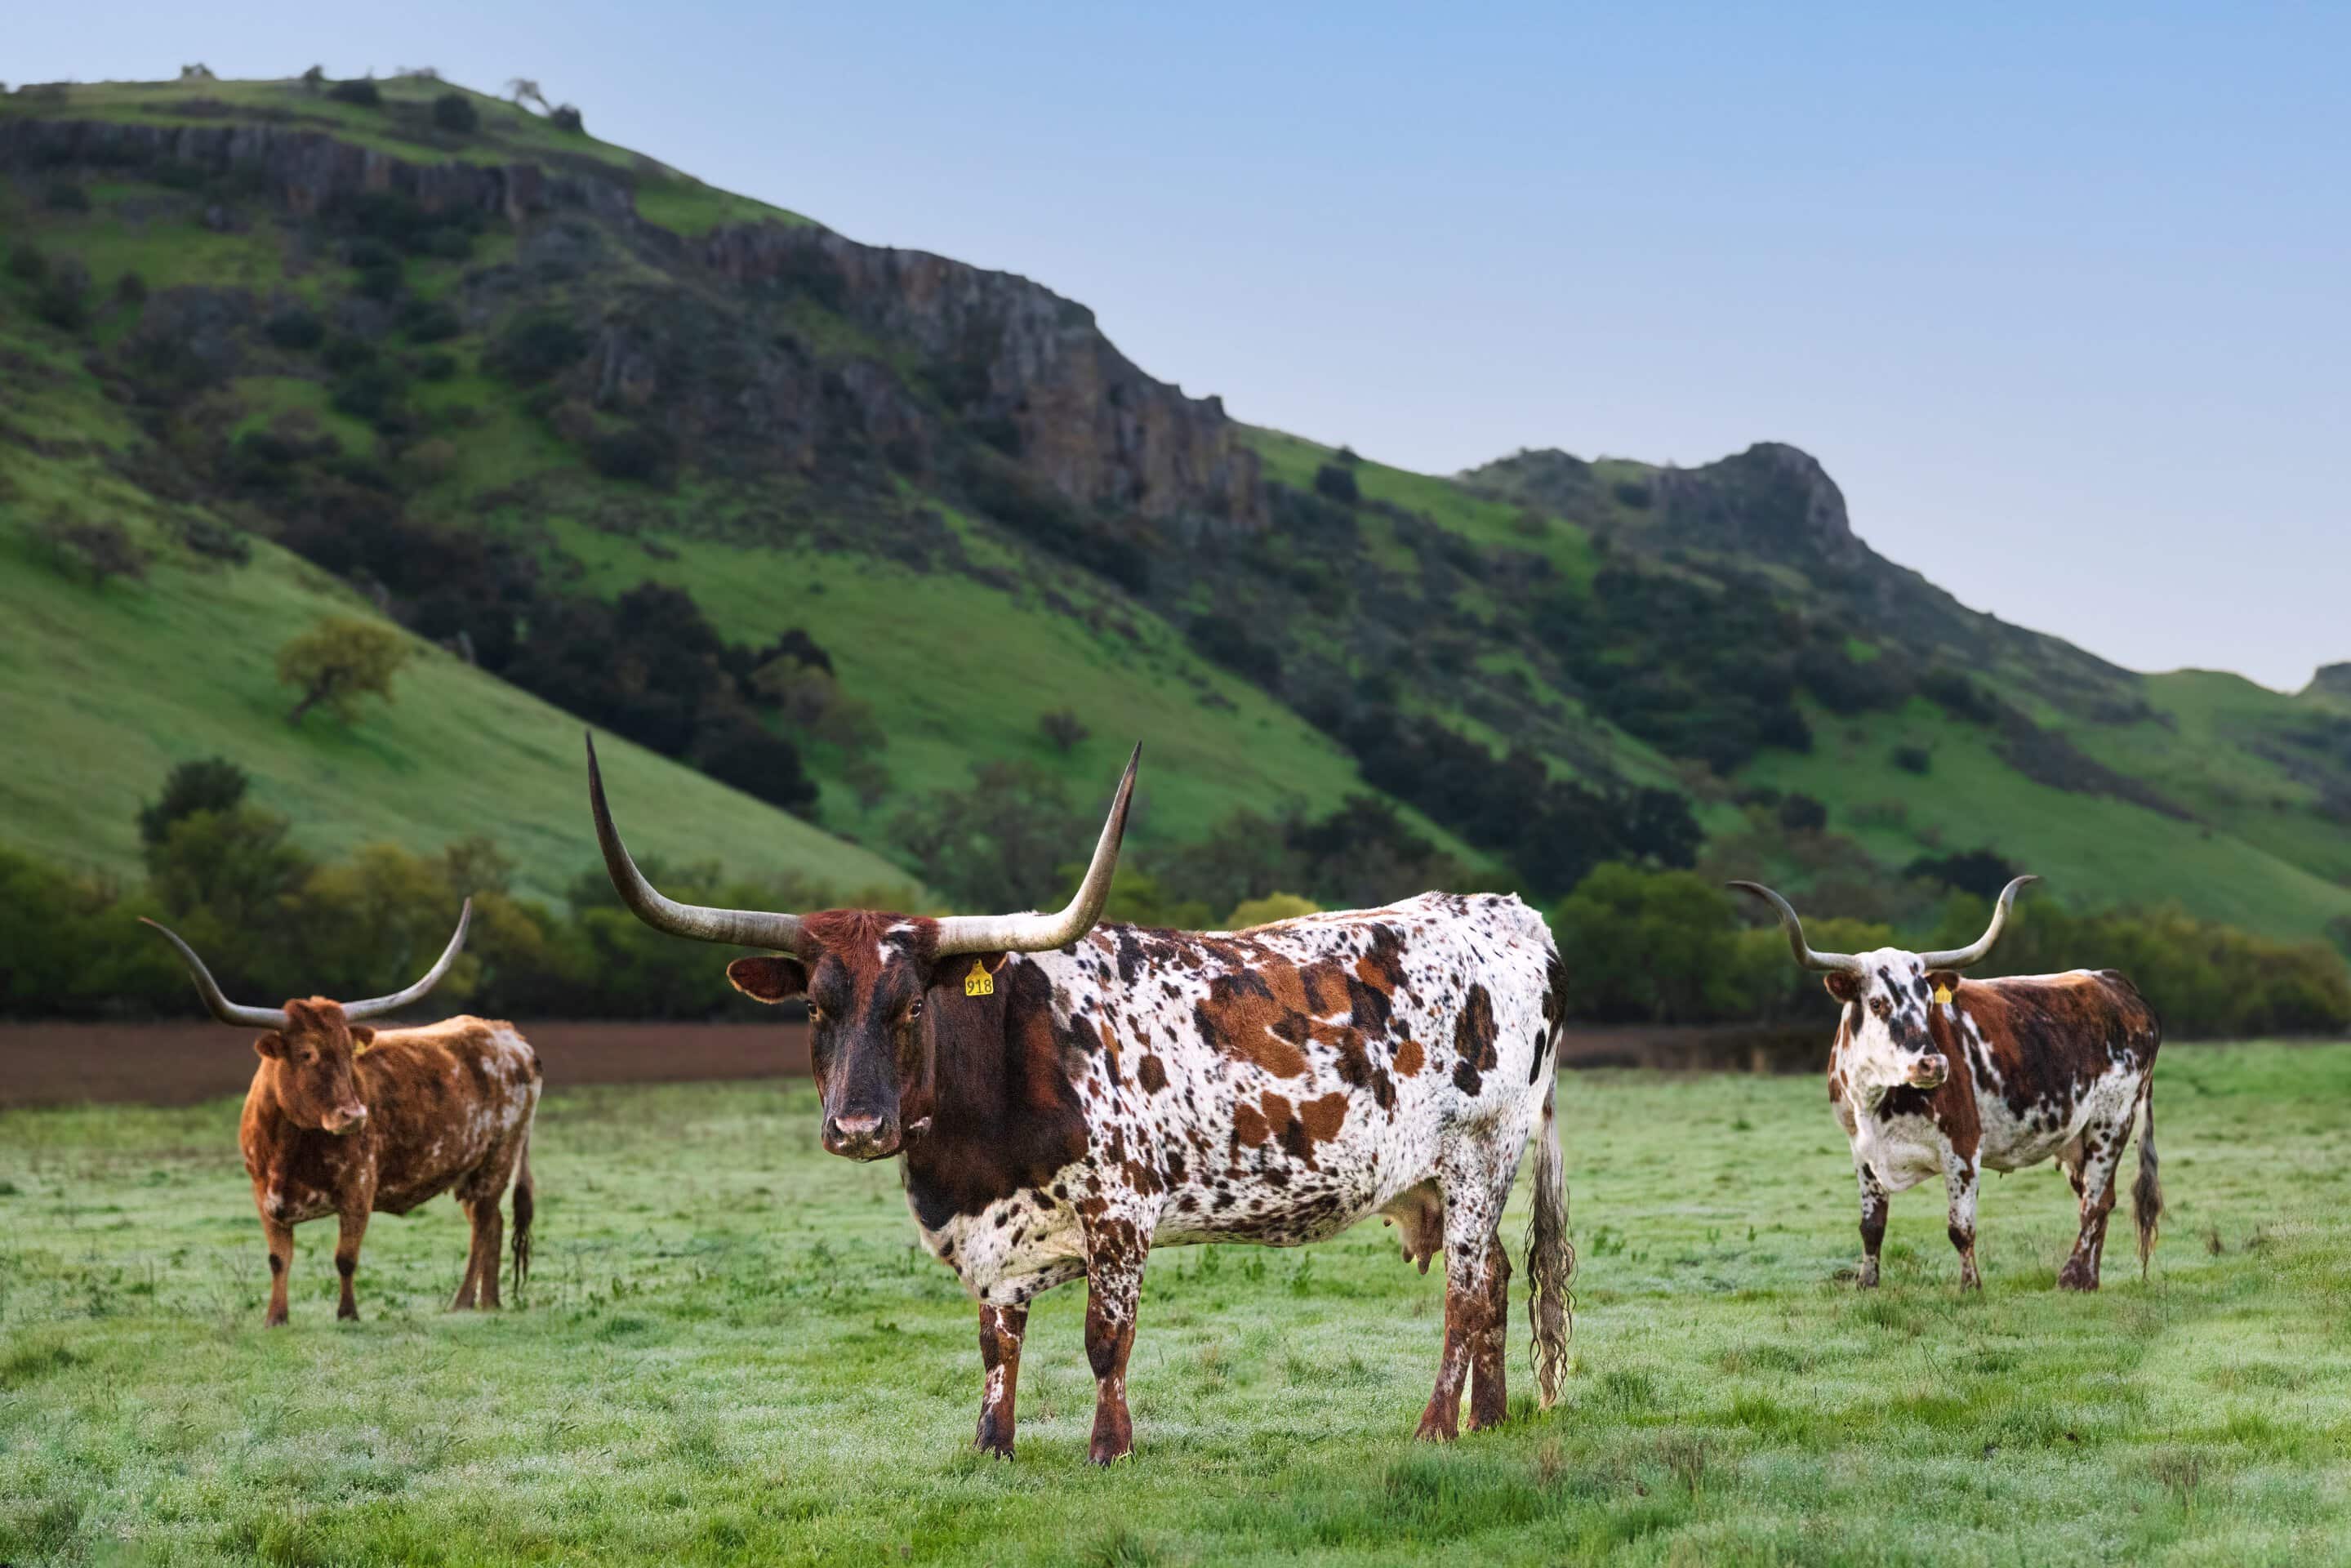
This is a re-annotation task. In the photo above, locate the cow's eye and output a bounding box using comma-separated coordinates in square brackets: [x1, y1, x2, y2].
[906, 998, 924, 1021]
[807, 1005, 826, 1025]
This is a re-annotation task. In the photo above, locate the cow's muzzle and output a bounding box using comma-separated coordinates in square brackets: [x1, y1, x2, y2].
[1906, 1057, 1949, 1090]
[823, 1112, 901, 1161]
[323, 1105, 368, 1135]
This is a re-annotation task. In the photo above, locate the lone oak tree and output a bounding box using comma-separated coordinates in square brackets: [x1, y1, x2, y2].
[277, 616, 413, 728]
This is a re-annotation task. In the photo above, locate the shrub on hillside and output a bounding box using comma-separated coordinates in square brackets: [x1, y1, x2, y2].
[138, 758, 250, 846]
[1313, 463, 1360, 505]
[1226, 892, 1320, 929]
[487, 310, 590, 383]
[550, 105, 585, 133]
[265, 305, 327, 350]
[327, 78, 381, 107]
[399, 298, 462, 342]
[5, 242, 45, 282]
[44, 180, 89, 212]
[585, 424, 676, 484]
[1776, 793, 1828, 833]
[431, 92, 479, 134]
[36, 512, 145, 586]
[1905, 848, 2020, 902]
[1892, 743, 1931, 775]
[115, 270, 148, 304]
[32, 259, 92, 330]
[893, 761, 1088, 912]
[1039, 708, 1089, 755]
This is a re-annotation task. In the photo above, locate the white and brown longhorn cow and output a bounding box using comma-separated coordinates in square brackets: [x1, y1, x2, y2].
[1732, 878, 2162, 1290]
[141, 906, 542, 1326]
[586, 736, 1573, 1460]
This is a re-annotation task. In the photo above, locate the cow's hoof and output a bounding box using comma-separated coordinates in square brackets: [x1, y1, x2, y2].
[2055, 1266, 2098, 1292]
[263, 1313, 288, 1329]
[1413, 1413, 1459, 1444]
[337, 1306, 359, 1321]
[1086, 1439, 1133, 1465]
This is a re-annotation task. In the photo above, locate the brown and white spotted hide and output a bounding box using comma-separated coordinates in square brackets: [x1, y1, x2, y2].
[1823, 959, 2162, 1291]
[726, 892, 1570, 1461]
[238, 1000, 541, 1325]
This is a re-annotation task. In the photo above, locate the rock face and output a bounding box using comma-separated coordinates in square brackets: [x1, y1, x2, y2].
[1654, 443, 1872, 573]
[2306, 664, 2351, 702]
[0, 116, 634, 224]
[703, 225, 1262, 528]
[2, 115, 1262, 532]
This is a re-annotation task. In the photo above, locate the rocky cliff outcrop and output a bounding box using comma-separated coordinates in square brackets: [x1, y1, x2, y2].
[703, 225, 1262, 528]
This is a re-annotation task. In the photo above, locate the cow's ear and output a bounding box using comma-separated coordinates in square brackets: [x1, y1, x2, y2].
[726, 956, 808, 1004]
[1926, 971, 1962, 1004]
[347, 1025, 376, 1050]
[254, 1031, 285, 1060]
[1823, 971, 1862, 1003]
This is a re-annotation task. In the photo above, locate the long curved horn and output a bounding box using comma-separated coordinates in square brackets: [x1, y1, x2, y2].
[1726, 881, 1865, 973]
[341, 900, 472, 1020]
[1917, 875, 2038, 971]
[138, 919, 289, 1028]
[934, 744, 1139, 957]
[586, 732, 805, 951]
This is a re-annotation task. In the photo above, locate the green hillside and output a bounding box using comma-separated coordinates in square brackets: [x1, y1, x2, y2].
[3, 71, 2346, 950]
[0, 327, 916, 907]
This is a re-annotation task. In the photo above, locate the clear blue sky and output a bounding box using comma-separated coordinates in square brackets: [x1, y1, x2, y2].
[15, 3, 2346, 689]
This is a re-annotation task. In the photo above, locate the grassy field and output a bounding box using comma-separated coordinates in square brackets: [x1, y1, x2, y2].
[3, 1044, 2346, 1566]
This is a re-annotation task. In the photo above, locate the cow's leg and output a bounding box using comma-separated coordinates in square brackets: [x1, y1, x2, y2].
[334, 1208, 370, 1321]
[1855, 1160, 1888, 1289]
[2059, 1125, 2123, 1291]
[262, 1217, 295, 1327]
[1416, 1172, 1506, 1442]
[451, 1198, 502, 1311]
[1083, 1248, 1147, 1464]
[1466, 1232, 1512, 1432]
[973, 1302, 1030, 1459]
[1942, 1149, 1981, 1290]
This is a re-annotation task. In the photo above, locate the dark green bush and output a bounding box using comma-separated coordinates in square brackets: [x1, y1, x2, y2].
[487, 310, 590, 383]
[1892, 743, 1930, 775]
[265, 306, 326, 350]
[44, 180, 90, 212]
[431, 92, 479, 134]
[327, 78, 381, 107]
[1313, 463, 1360, 505]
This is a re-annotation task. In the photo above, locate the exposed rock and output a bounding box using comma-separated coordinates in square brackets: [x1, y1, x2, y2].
[2305, 663, 2351, 702]
[702, 225, 1263, 529]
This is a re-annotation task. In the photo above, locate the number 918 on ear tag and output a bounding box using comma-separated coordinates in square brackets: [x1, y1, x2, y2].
[964, 960, 995, 998]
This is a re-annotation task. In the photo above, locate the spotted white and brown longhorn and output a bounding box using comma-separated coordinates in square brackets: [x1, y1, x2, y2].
[1731, 877, 2162, 1290]
[140, 904, 542, 1325]
[586, 733, 1575, 1460]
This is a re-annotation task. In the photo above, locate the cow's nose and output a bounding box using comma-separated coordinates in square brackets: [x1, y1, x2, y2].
[327, 1106, 368, 1134]
[1908, 1058, 1949, 1089]
[823, 1114, 897, 1160]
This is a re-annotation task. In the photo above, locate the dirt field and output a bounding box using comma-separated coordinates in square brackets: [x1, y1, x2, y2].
[0, 1021, 814, 1108]
[0, 1019, 1813, 1108]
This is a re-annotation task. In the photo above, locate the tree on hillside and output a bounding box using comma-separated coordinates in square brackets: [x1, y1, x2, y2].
[432, 92, 479, 134]
[301, 65, 326, 95]
[550, 105, 585, 134]
[140, 758, 250, 846]
[505, 78, 550, 111]
[275, 616, 413, 727]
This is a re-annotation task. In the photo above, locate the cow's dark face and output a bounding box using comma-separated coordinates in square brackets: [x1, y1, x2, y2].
[727, 912, 950, 1161]
[256, 998, 372, 1134]
[1827, 951, 1959, 1097]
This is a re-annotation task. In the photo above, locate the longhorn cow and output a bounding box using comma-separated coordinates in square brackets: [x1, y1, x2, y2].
[1732, 877, 2162, 1290]
[586, 736, 1573, 1459]
[141, 905, 542, 1325]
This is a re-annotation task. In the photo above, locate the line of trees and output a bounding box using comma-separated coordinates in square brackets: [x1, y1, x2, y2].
[3, 762, 2344, 1038]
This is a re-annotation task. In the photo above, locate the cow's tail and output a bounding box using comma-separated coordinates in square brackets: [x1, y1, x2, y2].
[510, 1128, 536, 1302]
[1526, 1082, 1574, 1409]
[2131, 1083, 2162, 1281]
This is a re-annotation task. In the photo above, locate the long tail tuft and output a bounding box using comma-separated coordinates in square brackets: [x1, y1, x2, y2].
[1526, 1084, 1574, 1407]
[2132, 1086, 2162, 1281]
[510, 1131, 536, 1302]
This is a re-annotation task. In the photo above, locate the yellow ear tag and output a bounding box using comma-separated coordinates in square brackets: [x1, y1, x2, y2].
[964, 960, 995, 998]
[1932, 984, 1952, 1007]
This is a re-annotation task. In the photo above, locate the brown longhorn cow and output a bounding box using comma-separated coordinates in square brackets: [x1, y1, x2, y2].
[1732, 877, 2162, 1290]
[584, 734, 1573, 1461]
[141, 905, 542, 1326]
